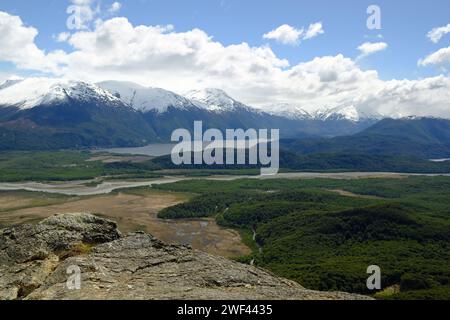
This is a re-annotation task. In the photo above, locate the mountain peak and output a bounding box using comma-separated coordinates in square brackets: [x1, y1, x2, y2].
[263, 103, 312, 120]
[185, 88, 243, 112]
[0, 78, 122, 110]
[187, 88, 231, 99]
[313, 105, 379, 122]
[98, 80, 195, 113]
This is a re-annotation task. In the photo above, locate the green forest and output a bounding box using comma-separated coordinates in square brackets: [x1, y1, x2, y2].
[155, 176, 450, 300]
[2, 150, 450, 182]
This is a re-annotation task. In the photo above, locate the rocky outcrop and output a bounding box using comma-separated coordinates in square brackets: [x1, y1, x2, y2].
[0, 213, 371, 300]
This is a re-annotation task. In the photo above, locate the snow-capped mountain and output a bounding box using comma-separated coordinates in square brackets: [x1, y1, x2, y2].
[259, 103, 384, 122]
[186, 88, 255, 113]
[0, 78, 123, 110]
[0, 77, 388, 150]
[263, 103, 312, 120]
[0, 78, 157, 150]
[98, 81, 196, 113]
[312, 105, 380, 122]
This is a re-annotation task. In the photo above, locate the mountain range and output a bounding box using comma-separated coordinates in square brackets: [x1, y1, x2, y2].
[281, 117, 450, 159]
[0, 79, 157, 150]
[0, 78, 448, 155]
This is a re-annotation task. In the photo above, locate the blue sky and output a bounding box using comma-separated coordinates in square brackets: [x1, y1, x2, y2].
[1, 0, 449, 79]
[0, 0, 450, 117]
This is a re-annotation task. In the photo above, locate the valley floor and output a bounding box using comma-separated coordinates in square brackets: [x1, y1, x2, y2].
[0, 189, 250, 258]
[1, 171, 447, 196]
[1, 150, 450, 300]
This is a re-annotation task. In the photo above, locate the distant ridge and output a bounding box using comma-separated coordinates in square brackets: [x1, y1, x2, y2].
[282, 117, 450, 158]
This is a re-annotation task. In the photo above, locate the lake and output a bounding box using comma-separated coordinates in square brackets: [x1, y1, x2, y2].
[97, 140, 271, 157]
[97, 143, 176, 157]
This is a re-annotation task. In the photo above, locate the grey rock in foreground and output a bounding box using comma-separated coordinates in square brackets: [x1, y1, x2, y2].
[0, 213, 372, 300]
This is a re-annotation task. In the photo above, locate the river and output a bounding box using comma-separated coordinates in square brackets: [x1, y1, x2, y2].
[1, 172, 449, 196]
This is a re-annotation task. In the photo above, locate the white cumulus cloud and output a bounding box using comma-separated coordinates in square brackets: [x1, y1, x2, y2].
[357, 42, 388, 58]
[263, 24, 304, 45]
[0, 12, 450, 118]
[108, 2, 122, 15]
[304, 22, 324, 40]
[55, 32, 71, 42]
[0, 11, 65, 73]
[263, 22, 324, 46]
[419, 46, 450, 66]
[427, 23, 450, 43]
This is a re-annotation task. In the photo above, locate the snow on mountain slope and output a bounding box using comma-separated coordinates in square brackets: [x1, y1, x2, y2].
[313, 105, 359, 121]
[186, 88, 255, 113]
[0, 78, 385, 122]
[0, 79, 23, 91]
[263, 103, 312, 120]
[312, 105, 379, 122]
[98, 81, 195, 113]
[0, 78, 122, 110]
